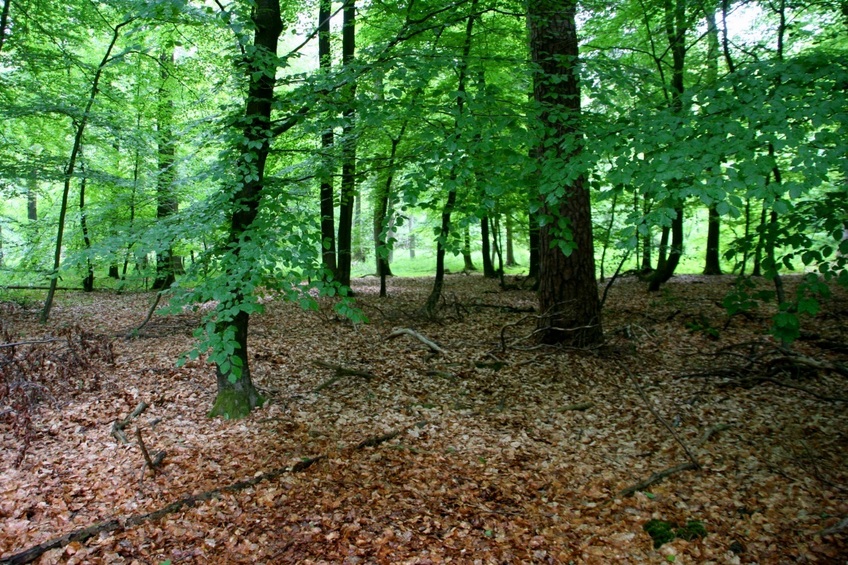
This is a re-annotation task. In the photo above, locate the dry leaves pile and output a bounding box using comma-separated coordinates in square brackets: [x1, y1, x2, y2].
[1, 274, 846, 564]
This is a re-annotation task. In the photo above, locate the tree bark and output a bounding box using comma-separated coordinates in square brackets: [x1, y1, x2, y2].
[529, 0, 603, 346]
[481, 215, 496, 277]
[462, 223, 476, 271]
[78, 153, 94, 292]
[318, 0, 336, 276]
[154, 46, 180, 290]
[703, 204, 722, 275]
[336, 0, 357, 288]
[208, 0, 286, 419]
[41, 19, 130, 323]
[424, 0, 478, 314]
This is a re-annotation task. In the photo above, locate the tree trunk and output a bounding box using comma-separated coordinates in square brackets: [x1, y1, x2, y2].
[336, 0, 357, 288]
[424, 0, 478, 314]
[154, 46, 179, 290]
[648, 0, 688, 291]
[318, 0, 336, 276]
[481, 215, 496, 277]
[703, 204, 722, 275]
[505, 213, 517, 267]
[529, 0, 603, 346]
[79, 154, 94, 292]
[208, 0, 286, 419]
[528, 211, 540, 283]
[41, 20, 129, 323]
[462, 223, 476, 271]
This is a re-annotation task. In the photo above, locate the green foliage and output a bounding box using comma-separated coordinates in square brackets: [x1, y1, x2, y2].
[643, 519, 707, 549]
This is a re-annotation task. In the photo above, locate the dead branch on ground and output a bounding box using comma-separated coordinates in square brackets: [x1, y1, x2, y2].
[312, 360, 375, 392]
[387, 328, 445, 354]
[135, 427, 165, 476]
[111, 401, 149, 445]
[618, 462, 699, 498]
[620, 364, 701, 469]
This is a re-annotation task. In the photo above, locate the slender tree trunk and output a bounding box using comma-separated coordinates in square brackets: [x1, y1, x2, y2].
[374, 134, 401, 296]
[491, 215, 505, 287]
[336, 0, 357, 288]
[0, 0, 9, 54]
[703, 204, 722, 275]
[529, 0, 603, 346]
[424, 0, 478, 314]
[648, 0, 687, 291]
[318, 0, 336, 276]
[154, 46, 179, 290]
[78, 153, 94, 292]
[481, 215, 495, 277]
[656, 225, 669, 272]
[599, 192, 618, 281]
[41, 20, 130, 323]
[505, 213, 517, 267]
[208, 0, 286, 419]
[702, 8, 722, 276]
[462, 224, 476, 271]
[408, 216, 415, 259]
[753, 202, 766, 276]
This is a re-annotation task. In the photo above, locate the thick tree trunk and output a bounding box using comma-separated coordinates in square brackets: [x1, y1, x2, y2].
[528, 211, 540, 284]
[318, 0, 336, 276]
[529, 0, 603, 346]
[209, 0, 286, 419]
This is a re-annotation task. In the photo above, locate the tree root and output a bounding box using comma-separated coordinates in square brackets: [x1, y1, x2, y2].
[312, 360, 375, 392]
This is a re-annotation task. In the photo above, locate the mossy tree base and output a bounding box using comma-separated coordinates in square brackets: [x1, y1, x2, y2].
[208, 386, 264, 420]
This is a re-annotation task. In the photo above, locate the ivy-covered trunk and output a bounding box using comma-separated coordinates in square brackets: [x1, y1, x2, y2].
[529, 0, 603, 346]
[209, 0, 282, 419]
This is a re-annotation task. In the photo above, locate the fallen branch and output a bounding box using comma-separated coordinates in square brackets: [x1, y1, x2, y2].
[819, 516, 848, 537]
[110, 401, 149, 445]
[619, 462, 699, 498]
[696, 424, 730, 448]
[0, 338, 63, 350]
[134, 428, 165, 475]
[470, 303, 535, 313]
[2, 420, 426, 563]
[312, 360, 375, 392]
[757, 377, 848, 403]
[559, 401, 594, 412]
[0, 454, 326, 565]
[387, 328, 445, 354]
[620, 364, 701, 469]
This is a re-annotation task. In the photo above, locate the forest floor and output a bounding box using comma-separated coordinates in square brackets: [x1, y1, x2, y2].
[1, 274, 847, 564]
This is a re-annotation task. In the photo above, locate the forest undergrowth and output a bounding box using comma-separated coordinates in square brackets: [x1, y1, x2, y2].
[1, 274, 846, 564]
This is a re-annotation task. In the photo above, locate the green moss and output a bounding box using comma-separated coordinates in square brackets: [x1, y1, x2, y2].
[644, 519, 676, 549]
[676, 520, 707, 541]
[643, 519, 708, 549]
[207, 388, 265, 420]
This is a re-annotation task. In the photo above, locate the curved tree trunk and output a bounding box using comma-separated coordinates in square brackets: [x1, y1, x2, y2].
[529, 0, 602, 346]
[318, 0, 336, 277]
[208, 0, 285, 419]
[154, 46, 179, 290]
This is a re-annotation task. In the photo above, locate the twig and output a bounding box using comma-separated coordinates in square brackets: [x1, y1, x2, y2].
[387, 328, 445, 354]
[559, 402, 595, 412]
[819, 516, 848, 537]
[620, 364, 701, 469]
[125, 290, 165, 338]
[111, 401, 149, 445]
[0, 338, 64, 349]
[600, 250, 631, 309]
[696, 424, 730, 448]
[134, 428, 164, 475]
[619, 462, 699, 497]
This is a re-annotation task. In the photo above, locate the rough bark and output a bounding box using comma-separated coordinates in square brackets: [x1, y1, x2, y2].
[529, 0, 603, 346]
